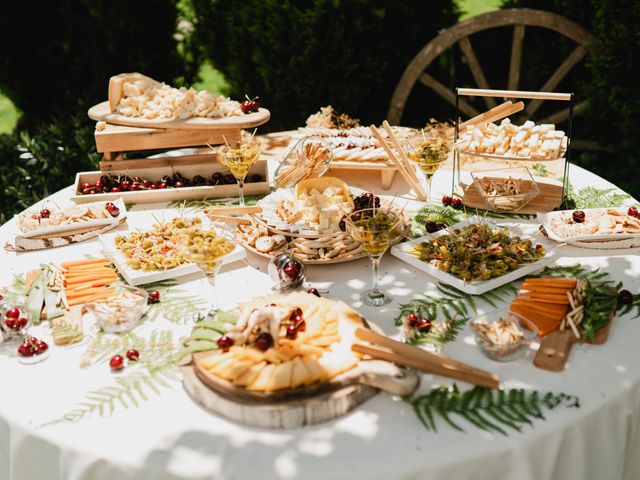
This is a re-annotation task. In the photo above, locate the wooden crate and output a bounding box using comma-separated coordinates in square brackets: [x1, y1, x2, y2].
[71, 159, 270, 204]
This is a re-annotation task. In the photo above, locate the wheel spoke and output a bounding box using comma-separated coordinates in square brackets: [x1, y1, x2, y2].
[418, 73, 480, 117]
[523, 45, 587, 120]
[458, 37, 496, 110]
[541, 99, 589, 124]
[508, 25, 525, 90]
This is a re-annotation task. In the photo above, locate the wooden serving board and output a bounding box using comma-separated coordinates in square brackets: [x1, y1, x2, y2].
[6, 217, 126, 252]
[183, 357, 418, 429]
[461, 181, 563, 214]
[88, 101, 270, 130]
[533, 317, 613, 372]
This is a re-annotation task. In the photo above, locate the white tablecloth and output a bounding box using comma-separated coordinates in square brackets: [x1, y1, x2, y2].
[1, 159, 639, 480]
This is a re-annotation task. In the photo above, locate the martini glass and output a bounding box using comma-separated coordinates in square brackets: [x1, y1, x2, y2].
[179, 229, 232, 319]
[405, 134, 451, 202]
[218, 141, 261, 206]
[345, 208, 403, 306]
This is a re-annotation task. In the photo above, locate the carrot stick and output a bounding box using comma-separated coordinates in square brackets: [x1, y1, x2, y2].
[522, 278, 577, 287]
[68, 288, 114, 306]
[65, 273, 117, 285]
[64, 269, 115, 278]
[511, 300, 567, 312]
[68, 278, 116, 291]
[61, 258, 111, 269]
[519, 286, 574, 294]
[66, 287, 106, 299]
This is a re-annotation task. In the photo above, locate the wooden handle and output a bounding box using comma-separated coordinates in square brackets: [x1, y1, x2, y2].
[460, 101, 512, 130]
[204, 205, 262, 215]
[356, 359, 419, 396]
[206, 214, 252, 225]
[354, 328, 500, 389]
[533, 330, 576, 372]
[460, 101, 525, 131]
[457, 88, 572, 102]
[381, 121, 424, 187]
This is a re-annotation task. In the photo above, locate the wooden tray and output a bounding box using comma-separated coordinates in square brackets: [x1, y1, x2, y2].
[88, 101, 271, 130]
[183, 356, 418, 429]
[460, 181, 563, 214]
[71, 159, 270, 204]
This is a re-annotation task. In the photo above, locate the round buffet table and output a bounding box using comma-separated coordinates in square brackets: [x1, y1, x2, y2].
[1, 155, 639, 480]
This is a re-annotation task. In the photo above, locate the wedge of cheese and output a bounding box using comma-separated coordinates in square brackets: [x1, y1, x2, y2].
[108, 72, 157, 112]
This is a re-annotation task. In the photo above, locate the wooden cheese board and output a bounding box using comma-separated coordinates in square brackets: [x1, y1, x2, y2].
[88, 101, 271, 130]
[183, 355, 418, 429]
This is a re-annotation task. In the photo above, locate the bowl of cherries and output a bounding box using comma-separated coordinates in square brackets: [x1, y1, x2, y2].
[0, 304, 30, 342]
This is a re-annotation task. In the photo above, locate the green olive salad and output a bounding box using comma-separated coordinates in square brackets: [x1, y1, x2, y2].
[412, 223, 545, 281]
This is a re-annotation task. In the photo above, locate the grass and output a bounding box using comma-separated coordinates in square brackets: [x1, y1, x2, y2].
[458, 0, 502, 20]
[193, 61, 230, 96]
[0, 92, 20, 134]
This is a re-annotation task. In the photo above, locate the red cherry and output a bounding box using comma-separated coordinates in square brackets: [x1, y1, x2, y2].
[147, 290, 161, 304]
[572, 210, 585, 223]
[95, 179, 104, 191]
[120, 180, 132, 190]
[240, 100, 252, 114]
[417, 318, 432, 332]
[4, 318, 19, 331]
[131, 183, 141, 191]
[141, 179, 151, 188]
[40, 208, 51, 218]
[249, 100, 259, 112]
[18, 317, 28, 329]
[283, 261, 301, 279]
[34, 339, 48, 354]
[18, 342, 34, 357]
[255, 332, 273, 351]
[618, 289, 633, 305]
[296, 320, 307, 332]
[406, 313, 419, 327]
[307, 288, 321, 297]
[87, 189, 97, 195]
[286, 325, 298, 339]
[5, 307, 20, 318]
[110, 187, 121, 193]
[157, 182, 167, 189]
[149, 183, 158, 190]
[451, 198, 463, 210]
[290, 307, 303, 318]
[126, 349, 140, 361]
[628, 207, 639, 218]
[442, 195, 452, 207]
[80, 182, 92, 191]
[110, 355, 124, 370]
[216, 335, 234, 351]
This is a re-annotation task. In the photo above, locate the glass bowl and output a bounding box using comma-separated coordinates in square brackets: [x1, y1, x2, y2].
[85, 285, 148, 333]
[471, 310, 538, 362]
[471, 167, 540, 212]
[274, 135, 333, 188]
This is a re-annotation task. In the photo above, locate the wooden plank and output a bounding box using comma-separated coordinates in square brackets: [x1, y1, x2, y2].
[419, 73, 480, 117]
[458, 87, 572, 101]
[99, 153, 219, 172]
[95, 123, 241, 153]
[523, 45, 587, 120]
[458, 37, 497, 110]
[508, 25, 526, 90]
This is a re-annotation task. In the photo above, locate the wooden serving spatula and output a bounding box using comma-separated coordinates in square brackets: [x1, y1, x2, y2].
[533, 320, 613, 372]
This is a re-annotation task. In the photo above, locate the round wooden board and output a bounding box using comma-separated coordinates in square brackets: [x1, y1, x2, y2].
[87, 101, 271, 130]
[182, 365, 379, 429]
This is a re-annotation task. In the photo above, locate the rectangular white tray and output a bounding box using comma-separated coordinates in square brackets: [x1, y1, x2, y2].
[537, 207, 640, 243]
[16, 198, 127, 238]
[99, 231, 245, 286]
[390, 219, 560, 295]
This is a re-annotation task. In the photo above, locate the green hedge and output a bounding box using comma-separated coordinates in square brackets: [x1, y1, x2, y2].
[0, 1, 199, 126]
[0, 116, 99, 224]
[191, 0, 460, 130]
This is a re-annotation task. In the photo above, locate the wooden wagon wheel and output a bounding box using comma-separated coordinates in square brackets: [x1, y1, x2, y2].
[388, 8, 595, 148]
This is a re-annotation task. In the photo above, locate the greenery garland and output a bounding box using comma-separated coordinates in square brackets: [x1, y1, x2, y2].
[404, 384, 580, 435]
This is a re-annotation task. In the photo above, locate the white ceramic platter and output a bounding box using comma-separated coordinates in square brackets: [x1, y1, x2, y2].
[16, 198, 127, 239]
[390, 218, 561, 295]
